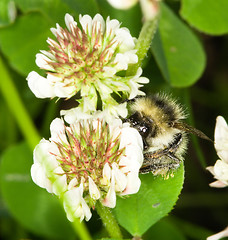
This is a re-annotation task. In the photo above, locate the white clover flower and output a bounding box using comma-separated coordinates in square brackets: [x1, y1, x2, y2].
[31, 114, 143, 222]
[61, 101, 128, 125]
[107, 0, 138, 9]
[207, 116, 228, 188]
[26, 13, 149, 113]
[107, 0, 160, 21]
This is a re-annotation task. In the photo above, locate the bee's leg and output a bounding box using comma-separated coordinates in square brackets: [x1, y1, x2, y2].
[168, 133, 183, 153]
[140, 133, 183, 175]
[140, 153, 181, 174]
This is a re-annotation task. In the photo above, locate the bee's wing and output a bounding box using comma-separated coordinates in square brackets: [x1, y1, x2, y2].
[174, 122, 212, 142]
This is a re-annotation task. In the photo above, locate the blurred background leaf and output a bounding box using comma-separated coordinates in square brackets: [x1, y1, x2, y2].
[0, 12, 51, 75]
[143, 217, 187, 240]
[0, 0, 16, 27]
[180, 0, 228, 35]
[151, 3, 206, 87]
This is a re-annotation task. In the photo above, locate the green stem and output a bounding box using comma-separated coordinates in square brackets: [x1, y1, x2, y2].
[0, 56, 92, 240]
[183, 89, 207, 168]
[126, 15, 159, 77]
[0, 56, 40, 149]
[70, 219, 92, 240]
[96, 200, 123, 239]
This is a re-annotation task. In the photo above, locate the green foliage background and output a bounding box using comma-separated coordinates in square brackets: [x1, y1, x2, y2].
[0, 0, 228, 239]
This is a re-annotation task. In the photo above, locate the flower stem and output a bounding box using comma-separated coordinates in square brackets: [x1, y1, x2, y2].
[96, 200, 123, 239]
[0, 56, 40, 149]
[71, 219, 93, 240]
[126, 13, 159, 77]
[0, 56, 92, 240]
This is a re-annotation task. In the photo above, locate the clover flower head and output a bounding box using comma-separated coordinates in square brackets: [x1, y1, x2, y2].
[206, 116, 228, 188]
[26, 13, 149, 113]
[31, 113, 143, 222]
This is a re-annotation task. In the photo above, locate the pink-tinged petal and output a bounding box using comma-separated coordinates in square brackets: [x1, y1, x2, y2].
[207, 226, 228, 240]
[209, 180, 228, 188]
[140, 0, 160, 21]
[27, 71, 55, 98]
[207, 160, 228, 187]
[120, 172, 141, 195]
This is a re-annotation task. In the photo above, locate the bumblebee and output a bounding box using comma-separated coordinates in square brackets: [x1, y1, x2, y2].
[125, 94, 211, 176]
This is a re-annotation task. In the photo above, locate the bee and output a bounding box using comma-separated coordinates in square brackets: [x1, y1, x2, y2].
[125, 93, 211, 176]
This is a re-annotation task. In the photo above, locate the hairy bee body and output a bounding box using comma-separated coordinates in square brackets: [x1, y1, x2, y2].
[126, 94, 209, 176]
